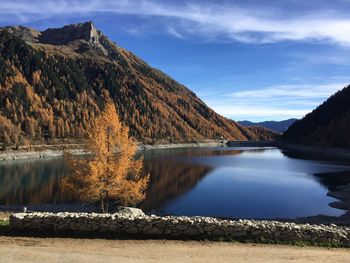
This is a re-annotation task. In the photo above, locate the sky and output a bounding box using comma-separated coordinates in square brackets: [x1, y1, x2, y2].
[0, 0, 350, 122]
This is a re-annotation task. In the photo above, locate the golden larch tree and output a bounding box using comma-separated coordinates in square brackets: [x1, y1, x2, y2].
[62, 103, 149, 212]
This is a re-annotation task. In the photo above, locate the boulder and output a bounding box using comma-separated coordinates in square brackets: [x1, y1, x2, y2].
[114, 207, 145, 217]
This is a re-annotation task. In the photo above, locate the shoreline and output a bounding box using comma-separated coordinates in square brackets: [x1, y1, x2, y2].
[2, 140, 350, 162]
[0, 141, 225, 162]
[277, 142, 350, 161]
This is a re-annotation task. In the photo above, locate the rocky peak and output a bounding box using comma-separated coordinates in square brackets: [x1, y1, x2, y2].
[1, 26, 40, 43]
[1, 21, 118, 60]
[39, 21, 101, 45]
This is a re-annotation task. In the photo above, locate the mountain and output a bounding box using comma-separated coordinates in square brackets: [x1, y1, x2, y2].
[238, 119, 298, 133]
[0, 22, 270, 146]
[283, 85, 350, 147]
[245, 126, 280, 140]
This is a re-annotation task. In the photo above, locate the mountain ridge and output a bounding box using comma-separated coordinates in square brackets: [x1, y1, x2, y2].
[0, 22, 274, 146]
[238, 118, 298, 133]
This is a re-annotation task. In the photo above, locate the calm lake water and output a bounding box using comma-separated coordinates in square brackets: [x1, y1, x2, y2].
[1, 146, 350, 219]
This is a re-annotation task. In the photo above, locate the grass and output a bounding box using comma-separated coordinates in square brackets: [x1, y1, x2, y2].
[0, 219, 9, 232]
[0, 220, 9, 226]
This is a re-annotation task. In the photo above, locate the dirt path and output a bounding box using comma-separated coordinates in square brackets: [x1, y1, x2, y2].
[0, 236, 349, 263]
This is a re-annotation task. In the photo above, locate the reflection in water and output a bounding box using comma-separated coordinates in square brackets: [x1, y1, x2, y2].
[281, 149, 350, 191]
[281, 149, 350, 217]
[1, 147, 350, 219]
[141, 147, 244, 159]
[313, 171, 350, 192]
[0, 158, 67, 206]
[0, 148, 245, 208]
[139, 160, 212, 212]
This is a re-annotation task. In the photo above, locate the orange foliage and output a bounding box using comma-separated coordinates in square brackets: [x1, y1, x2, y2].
[32, 70, 42, 86]
[62, 103, 149, 212]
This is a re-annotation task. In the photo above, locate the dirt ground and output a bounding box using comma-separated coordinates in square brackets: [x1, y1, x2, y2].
[0, 212, 10, 220]
[0, 236, 349, 263]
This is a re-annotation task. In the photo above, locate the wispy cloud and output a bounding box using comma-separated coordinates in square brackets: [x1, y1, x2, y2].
[229, 83, 344, 99]
[1, 0, 350, 45]
[167, 27, 184, 39]
[202, 82, 348, 121]
[287, 50, 350, 66]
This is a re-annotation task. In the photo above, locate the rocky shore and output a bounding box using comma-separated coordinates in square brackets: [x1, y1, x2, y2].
[0, 149, 89, 161]
[0, 141, 224, 162]
[9, 208, 350, 246]
[329, 184, 350, 214]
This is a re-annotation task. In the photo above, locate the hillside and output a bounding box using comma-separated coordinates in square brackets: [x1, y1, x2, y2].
[283, 85, 350, 147]
[238, 119, 298, 133]
[0, 21, 271, 147]
[245, 126, 280, 141]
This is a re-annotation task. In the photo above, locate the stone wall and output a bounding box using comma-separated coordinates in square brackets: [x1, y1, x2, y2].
[9, 208, 350, 245]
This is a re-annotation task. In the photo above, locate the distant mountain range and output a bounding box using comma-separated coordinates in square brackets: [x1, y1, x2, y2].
[238, 119, 298, 133]
[283, 85, 350, 147]
[0, 21, 275, 146]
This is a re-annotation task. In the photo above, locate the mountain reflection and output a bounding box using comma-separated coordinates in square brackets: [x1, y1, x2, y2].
[0, 158, 67, 206]
[0, 151, 216, 208]
[3, 147, 348, 218]
[138, 148, 248, 212]
[0, 148, 261, 209]
[139, 160, 212, 211]
[280, 149, 350, 191]
[141, 147, 245, 160]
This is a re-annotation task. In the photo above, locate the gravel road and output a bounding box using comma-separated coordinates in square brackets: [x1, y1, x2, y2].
[0, 236, 349, 263]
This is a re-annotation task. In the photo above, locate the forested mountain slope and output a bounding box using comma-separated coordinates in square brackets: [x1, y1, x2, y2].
[239, 119, 297, 133]
[283, 85, 350, 147]
[0, 22, 269, 146]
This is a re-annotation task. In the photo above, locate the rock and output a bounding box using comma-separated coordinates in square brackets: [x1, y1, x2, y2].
[126, 226, 138, 234]
[176, 224, 188, 230]
[212, 229, 225, 236]
[142, 224, 153, 232]
[9, 213, 26, 229]
[184, 226, 200, 236]
[7, 210, 350, 246]
[274, 231, 280, 237]
[231, 231, 247, 237]
[145, 227, 162, 235]
[203, 225, 216, 232]
[39, 21, 100, 45]
[114, 207, 145, 217]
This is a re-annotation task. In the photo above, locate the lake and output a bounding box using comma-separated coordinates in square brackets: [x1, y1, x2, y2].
[1, 146, 350, 220]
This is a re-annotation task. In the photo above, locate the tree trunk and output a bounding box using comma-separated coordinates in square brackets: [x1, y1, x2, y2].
[100, 195, 105, 213]
[106, 192, 109, 213]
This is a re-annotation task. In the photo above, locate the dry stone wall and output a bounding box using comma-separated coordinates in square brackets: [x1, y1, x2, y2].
[9, 208, 350, 245]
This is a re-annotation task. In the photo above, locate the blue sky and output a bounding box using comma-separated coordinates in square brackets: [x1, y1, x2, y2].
[1, 0, 350, 121]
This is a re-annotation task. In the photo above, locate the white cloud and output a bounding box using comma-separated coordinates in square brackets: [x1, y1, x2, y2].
[229, 83, 345, 99]
[167, 27, 184, 39]
[1, 0, 350, 45]
[202, 82, 348, 121]
[212, 105, 309, 119]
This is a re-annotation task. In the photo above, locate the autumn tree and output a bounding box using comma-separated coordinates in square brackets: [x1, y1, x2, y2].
[62, 103, 149, 212]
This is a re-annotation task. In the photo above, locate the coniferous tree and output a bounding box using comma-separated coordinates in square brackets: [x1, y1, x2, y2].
[62, 103, 149, 212]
